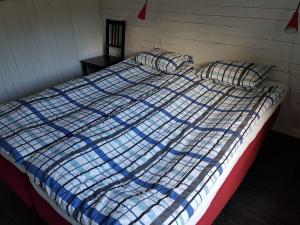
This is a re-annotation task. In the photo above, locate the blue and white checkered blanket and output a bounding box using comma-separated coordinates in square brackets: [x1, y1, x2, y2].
[0, 58, 284, 225]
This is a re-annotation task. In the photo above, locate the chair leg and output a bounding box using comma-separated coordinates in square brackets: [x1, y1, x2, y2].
[81, 62, 88, 76]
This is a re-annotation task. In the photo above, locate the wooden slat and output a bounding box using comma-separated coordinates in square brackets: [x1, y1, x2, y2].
[0, 0, 103, 103]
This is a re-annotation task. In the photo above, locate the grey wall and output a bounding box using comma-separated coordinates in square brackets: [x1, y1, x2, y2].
[0, 0, 103, 102]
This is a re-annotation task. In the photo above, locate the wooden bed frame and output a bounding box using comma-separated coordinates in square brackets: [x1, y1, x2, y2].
[0, 107, 280, 225]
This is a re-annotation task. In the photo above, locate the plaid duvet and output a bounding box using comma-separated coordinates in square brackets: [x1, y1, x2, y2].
[0, 58, 284, 225]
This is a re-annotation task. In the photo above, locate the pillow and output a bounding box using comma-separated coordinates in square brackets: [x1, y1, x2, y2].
[196, 60, 274, 88]
[134, 48, 193, 73]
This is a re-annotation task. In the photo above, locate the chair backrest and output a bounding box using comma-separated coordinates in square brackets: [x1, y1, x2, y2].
[105, 19, 126, 59]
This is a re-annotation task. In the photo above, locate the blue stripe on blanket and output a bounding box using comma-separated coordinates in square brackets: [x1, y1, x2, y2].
[19, 96, 196, 219]
[110, 65, 260, 119]
[26, 163, 122, 225]
[81, 77, 243, 143]
[67, 80, 231, 168]
[17, 100, 73, 137]
[0, 136, 25, 164]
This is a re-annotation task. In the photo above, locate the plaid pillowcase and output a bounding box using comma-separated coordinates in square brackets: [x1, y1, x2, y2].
[196, 60, 274, 88]
[134, 48, 193, 73]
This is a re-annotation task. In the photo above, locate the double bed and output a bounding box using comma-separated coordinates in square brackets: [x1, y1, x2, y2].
[0, 53, 285, 225]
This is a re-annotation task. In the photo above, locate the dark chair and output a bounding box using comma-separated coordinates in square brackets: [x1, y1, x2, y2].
[81, 19, 126, 75]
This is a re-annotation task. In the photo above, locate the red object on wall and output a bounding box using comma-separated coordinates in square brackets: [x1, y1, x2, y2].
[0, 107, 280, 225]
[285, 1, 300, 34]
[285, 11, 299, 33]
[138, 0, 148, 20]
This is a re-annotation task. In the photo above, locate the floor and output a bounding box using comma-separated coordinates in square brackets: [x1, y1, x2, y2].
[214, 131, 300, 225]
[0, 131, 299, 225]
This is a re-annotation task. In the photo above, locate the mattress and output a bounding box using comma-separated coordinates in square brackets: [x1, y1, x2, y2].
[0, 147, 26, 173]
[0, 58, 286, 225]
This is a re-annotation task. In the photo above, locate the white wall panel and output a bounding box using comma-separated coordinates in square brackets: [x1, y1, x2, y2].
[0, 0, 103, 102]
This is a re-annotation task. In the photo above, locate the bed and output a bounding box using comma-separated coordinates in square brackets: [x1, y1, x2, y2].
[0, 55, 285, 225]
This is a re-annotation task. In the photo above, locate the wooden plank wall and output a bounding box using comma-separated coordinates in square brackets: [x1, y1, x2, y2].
[101, 0, 300, 138]
[0, 0, 103, 102]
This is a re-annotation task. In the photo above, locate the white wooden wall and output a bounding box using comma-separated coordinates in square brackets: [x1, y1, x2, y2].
[0, 0, 103, 102]
[101, 0, 300, 138]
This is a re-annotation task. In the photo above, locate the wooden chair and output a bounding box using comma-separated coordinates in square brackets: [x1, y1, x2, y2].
[81, 19, 126, 75]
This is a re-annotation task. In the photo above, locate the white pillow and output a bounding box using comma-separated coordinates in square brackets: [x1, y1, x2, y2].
[196, 60, 274, 88]
[134, 48, 193, 73]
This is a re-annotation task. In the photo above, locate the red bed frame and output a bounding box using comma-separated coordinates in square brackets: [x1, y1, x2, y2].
[0, 107, 280, 225]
